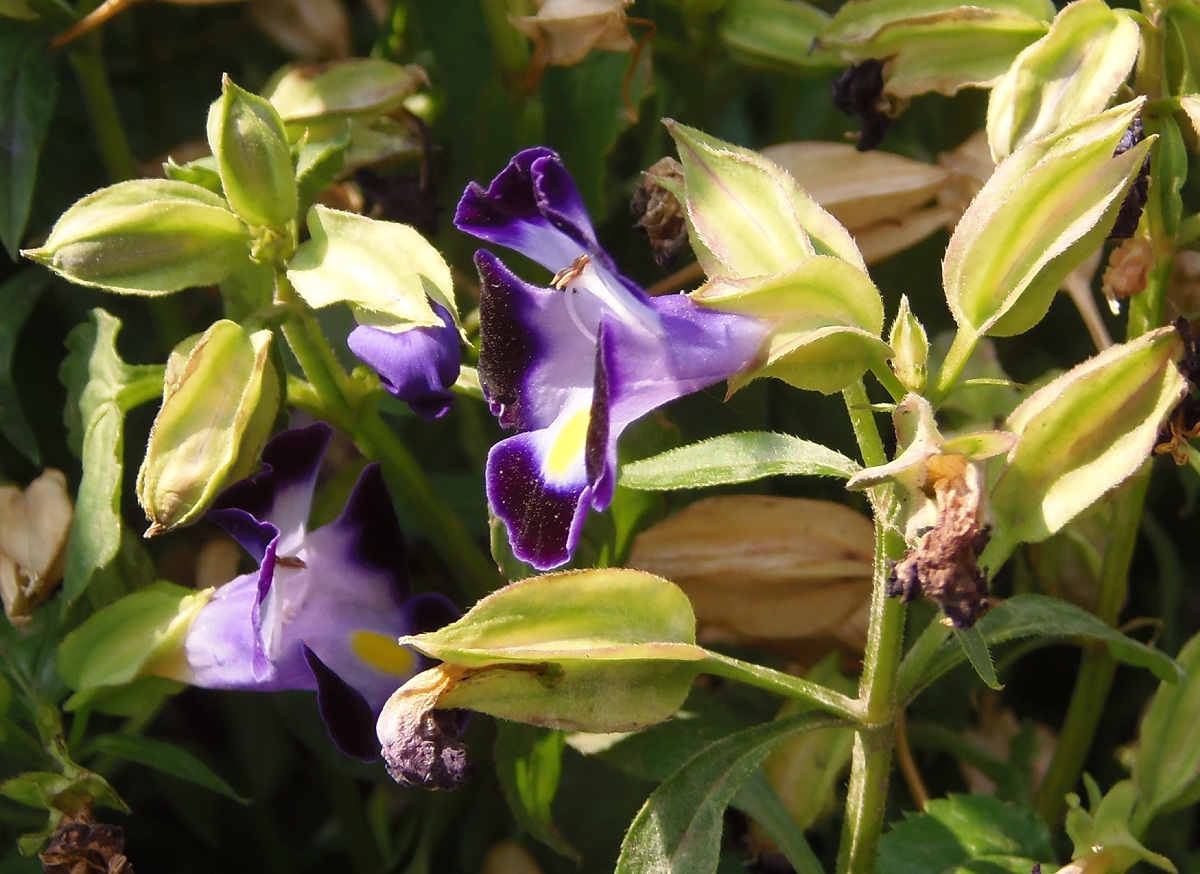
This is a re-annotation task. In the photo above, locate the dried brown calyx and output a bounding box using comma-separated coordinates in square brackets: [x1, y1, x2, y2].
[631, 157, 689, 269]
[41, 807, 134, 874]
[887, 459, 991, 628]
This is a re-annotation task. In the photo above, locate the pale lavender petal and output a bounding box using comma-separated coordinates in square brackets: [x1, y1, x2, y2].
[348, 303, 461, 420]
[476, 251, 597, 433]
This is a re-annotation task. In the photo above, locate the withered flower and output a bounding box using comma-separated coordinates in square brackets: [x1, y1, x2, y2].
[631, 157, 689, 269]
[831, 60, 895, 151]
[41, 807, 134, 874]
[1154, 317, 1200, 464]
[1109, 117, 1151, 240]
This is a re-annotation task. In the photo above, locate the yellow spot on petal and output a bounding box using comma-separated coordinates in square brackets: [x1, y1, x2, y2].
[546, 405, 591, 480]
[351, 630, 417, 677]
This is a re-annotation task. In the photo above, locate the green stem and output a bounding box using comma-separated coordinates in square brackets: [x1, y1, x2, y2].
[703, 654, 860, 720]
[838, 382, 910, 874]
[1033, 469, 1151, 828]
[67, 36, 137, 182]
[277, 279, 500, 601]
[930, 328, 979, 405]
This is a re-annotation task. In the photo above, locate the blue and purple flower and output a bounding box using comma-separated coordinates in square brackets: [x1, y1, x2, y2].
[348, 302, 461, 420]
[170, 424, 458, 759]
[455, 148, 766, 570]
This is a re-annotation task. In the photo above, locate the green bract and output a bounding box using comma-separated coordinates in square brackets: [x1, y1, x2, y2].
[22, 179, 250, 295]
[987, 0, 1140, 160]
[988, 327, 1186, 550]
[206, 75, 298, 233]
[286, 205, 456, 332]
[818, 0, 1054, 97]
[693, 257, 890, 394]
[944, 100, 1153, 340]
[665, 120, 866, 278]
[137, 320, 279, 536]
[888, 296, 929, 394]
[265, 59, 428, 139]
[390, 569, 707, 733]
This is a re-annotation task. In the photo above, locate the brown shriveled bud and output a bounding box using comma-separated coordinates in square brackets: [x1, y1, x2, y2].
[40, 807, 134, 874]
[887, 460, 991, 628]
[631, 157, 689, 269]
[1168, 250, 1200, 320]
[1102, 237, 1154, 302]
[482, 841, 546, 874]
[376, 666, 473, 790]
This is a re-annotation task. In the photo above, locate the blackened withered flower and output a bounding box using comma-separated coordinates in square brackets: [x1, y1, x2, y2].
[887, 460, 992, 629]
[631, 157, 690, 269]
[376, 665, 473, 789]
[1109, 117, 1151, 239]
[1154, 316, 1200, 464]
[41, 808, 133, 874]
[831, 60, 894, 151]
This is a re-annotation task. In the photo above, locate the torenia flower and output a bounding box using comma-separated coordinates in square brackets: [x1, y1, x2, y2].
[455, 148, 766, 570]
[348, 302, 461, 419]
[166, 423, 458, 757]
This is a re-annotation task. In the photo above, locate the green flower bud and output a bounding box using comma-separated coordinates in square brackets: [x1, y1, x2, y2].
[987, 0, 1139, 160]
[818, 0, 1053, 98]
[21, 179, 250, 295]
[665, 121, 867, 280]
[265, 59, 428, 139]
[888, 295, 929, 393]
[206, 75, 298, 233]
[376, 569, 708, 787]
[989, 327, 1187, 551]
[57, 581, 210, 713]
[945, 100, 1154, 340]
[137, 320, 280, 536]
[692, 256, 890, 394]
[718, 0, 839, 72]
[287, 205, 458, 331]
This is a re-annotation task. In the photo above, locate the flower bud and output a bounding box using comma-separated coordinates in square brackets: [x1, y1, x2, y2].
[987, 0, 1139, 160]
[21, 180, 250, 295]
[137, 320, 280, 536]
[206, 75, 298, 232]
[989, 327, 1187, 550]
[889, 295, 929, 393]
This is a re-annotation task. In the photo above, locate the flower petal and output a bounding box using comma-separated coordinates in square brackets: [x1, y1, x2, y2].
[208, 423, 331, 560]
[348, 302, 461, 420]
[486, 428, 593, 570]
[304, 645, 378, 761]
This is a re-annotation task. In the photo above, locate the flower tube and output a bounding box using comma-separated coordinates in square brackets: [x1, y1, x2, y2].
[456, 148, 766, 570]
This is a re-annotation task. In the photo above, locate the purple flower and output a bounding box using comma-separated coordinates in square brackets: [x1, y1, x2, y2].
[176, 424, 458, 759]
[348, 303, 461, 420]
[455, 148, 766, 570]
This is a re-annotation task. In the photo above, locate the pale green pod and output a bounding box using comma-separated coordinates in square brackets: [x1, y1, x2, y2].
[718, 0, 839, 71]
[989, 327, 1186, 550]
[888, 295, 929, 394]
[287, 205, 458, 331]
[818, 0, 1054, 97]
[665, 121, 866, 280]
[987, 0, 1140, 160]
[137, 320, 280, 535]
[944, 100, 1153, 340]
[693, 256, 889, 394]
[265, 59, 428, 139]
[21, 179, 249, 295]
[206, 75, 298, 232]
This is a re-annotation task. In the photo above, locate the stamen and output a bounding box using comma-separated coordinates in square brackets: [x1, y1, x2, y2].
[552, 254, 591, 290]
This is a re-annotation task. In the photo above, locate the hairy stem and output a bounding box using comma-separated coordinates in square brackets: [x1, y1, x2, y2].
[838, 381, 909, 874]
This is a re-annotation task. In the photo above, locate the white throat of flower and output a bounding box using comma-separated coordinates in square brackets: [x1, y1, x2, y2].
[552, 254, 660, 343]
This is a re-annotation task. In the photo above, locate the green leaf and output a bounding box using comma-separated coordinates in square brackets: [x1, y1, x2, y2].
[83, 733, 248, 803]
[897, 595, 1182, 703]
[0, 269, 48, 464]
[718, 0, 839, 72]
[287, 205, 455, 330]
[1132, 631, 1200, 824]
[58, 310, 162, 606]
[295, 127, 349, 214]
[1065, 780, 1176, 873]
[957, 625, 1002, 690]
[0, 769, 128, 815]
[876, 794, 1053, 874]
[614, 712, 843, 874]
[621, 432, 859, 490]
[0, 23, 55, 260]
[494, 723, 578, 861]
[733, 770, 824, 874]
[22, 179, 251, 295]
